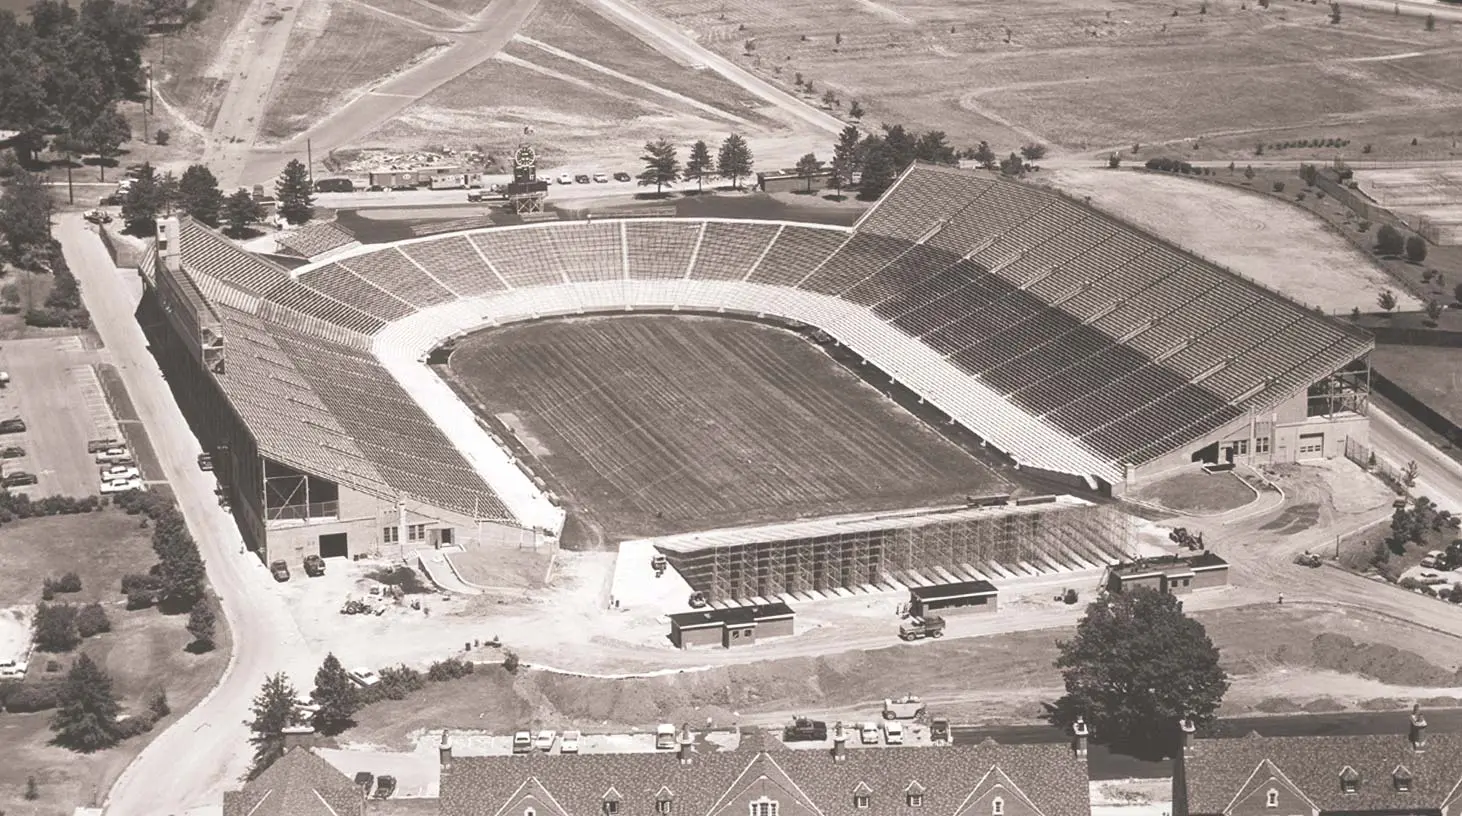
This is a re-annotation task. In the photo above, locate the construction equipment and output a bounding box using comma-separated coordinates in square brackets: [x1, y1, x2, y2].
[782, 717, 828, 742]
[1294, 551, 1322, 568]
[651, 553, 668, 577]
[898, 615, 946, 641]
[882, 695, 926, 720]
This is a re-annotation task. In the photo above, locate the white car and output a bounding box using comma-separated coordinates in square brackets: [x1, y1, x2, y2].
[556, 173, 574, 184]
[512, 731, 533, 754]
[534, 730, 557, 751]
[592, 173, 609, 183]
[0, 658, 27, 679]
[100, 464, 140, 480]
[95, 447, 131, 463]
[348, 668, 380, 687]
[560, 729, 581, 753]
[882, 722, 904, 745]
[860, 722, 880, 745]
[100, 477, 143, 494]
[1421, 550, 1445, 569]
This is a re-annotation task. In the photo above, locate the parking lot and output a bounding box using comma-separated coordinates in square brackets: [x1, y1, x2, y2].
[0, 335, 126, 497]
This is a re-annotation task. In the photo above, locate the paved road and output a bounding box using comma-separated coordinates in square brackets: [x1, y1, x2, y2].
[1371, 406, 1462, 513]
[954, 708, 1462, 779]
[57, 215, 316, 816]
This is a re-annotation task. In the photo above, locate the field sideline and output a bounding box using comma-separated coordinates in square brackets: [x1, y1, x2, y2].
[443, 314, 1012, 544]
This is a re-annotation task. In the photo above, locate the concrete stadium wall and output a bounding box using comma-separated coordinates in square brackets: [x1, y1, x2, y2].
[1371, 370, 1462, 445]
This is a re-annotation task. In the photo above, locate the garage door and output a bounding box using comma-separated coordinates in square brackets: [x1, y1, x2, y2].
[319, 532, 348, 558]
[1298, 433, 1325, 459]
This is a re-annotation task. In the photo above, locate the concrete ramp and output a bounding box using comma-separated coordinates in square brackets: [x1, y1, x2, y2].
[419, 551, 482, 595]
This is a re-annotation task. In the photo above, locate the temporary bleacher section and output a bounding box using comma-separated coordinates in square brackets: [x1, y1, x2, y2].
[170, 162, 1373, 529]
[274, 221, 359, 260]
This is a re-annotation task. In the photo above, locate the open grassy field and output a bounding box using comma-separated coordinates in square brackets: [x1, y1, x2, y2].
[1133, 469, 1256, 515]
[148, 0, 257, 131]
[1371, 344, 1462, 427]
[0, 510, 230, 816]
[445, 315, 1009, 542]
[259, 2, 447, 142]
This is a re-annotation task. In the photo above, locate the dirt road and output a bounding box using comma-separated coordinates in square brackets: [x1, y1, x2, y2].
[58, 216, 317, 816]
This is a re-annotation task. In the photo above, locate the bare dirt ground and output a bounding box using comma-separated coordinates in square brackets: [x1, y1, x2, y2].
[1357, 166, 1462, 243]
[1042, 168, 1419, 313]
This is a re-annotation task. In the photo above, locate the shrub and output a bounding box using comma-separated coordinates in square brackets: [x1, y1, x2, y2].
[5, 681, 62, 712]
[154, 129, 170, 146]
[1377, 224, 1405, 255]
[366, 566, 431, 594]
[125, 589, 155, 610]
[120, 573, 164, 594]
[427, 657, 476, 682]
[149, 690, 171, 719]
[76, 603, 112, 638]
[502, 650, 521, 673]
[55, 572, 82, 593]
[360, 665, 426, 703]
[1406, 235, 1429, 263]
[1273, 181, 1285, 193]
[33, 603, 80, 652]
[1358, 220, 1371, 232]
[115, 713, 157, 739]
[42, 582, 54, 600]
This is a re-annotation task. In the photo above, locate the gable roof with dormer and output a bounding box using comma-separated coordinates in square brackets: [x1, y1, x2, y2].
[222, 746, 363, 816]
[1179, 732, 1462, 815]
[441, 739, 1088, 816]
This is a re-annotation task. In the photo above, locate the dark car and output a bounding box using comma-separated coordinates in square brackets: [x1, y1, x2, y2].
[197, 453, 213, 471]
[313, 177, 355, 193]
[573, 174, 591, 185]
[304, 554, 325, 577]
[782, 717, 828, 742]
[374, 776, 397, 799]
[0, 418, 25, 434]
[99, 193, 124, 206]
[0, 445, 24, 458]
[612, 171, 631, 182]
[354, 772, 374, 794]
[2, 471, 37, 487]
[270, 560, 291, 582]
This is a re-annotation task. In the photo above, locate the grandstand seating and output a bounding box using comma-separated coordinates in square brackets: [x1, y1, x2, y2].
[548, 222, 624, 283]
[259, 277, 386, 335]
[180, 220, 292, 294]
[689, 221, 783, 281]
[745, 225, 848, 286]
[275, 221, 358, 259]
[342, 243, 467, 305]
[626, 221, 703, 279]
[799, 232, 918, 296]
[469, 228, 570, 288]
[298, 263, 416, 322]
[855, 165, 995, 241]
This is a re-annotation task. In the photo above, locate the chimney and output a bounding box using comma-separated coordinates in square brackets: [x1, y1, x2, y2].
[1409, 705, 1427, 752]
[1072, 716, 1089, 759]
[156, 216, 182, 273]
[832, 721, 848, 762]
[677, 722, 694, 765]
[439, 730, 453, 769]
[1180, 718, 1196, 758]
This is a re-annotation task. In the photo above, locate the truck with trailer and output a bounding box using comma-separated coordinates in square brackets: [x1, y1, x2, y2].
[898, 615, 945, 641]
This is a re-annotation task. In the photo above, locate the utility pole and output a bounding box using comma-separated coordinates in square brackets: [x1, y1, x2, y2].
[306, 138, 313, 189]
[66, 154, 74, 204]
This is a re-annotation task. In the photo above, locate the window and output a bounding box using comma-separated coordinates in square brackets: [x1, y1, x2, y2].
[1266, 790, 1278, 808]
[854, 795, 870, 809]
[526, 809, 536, 816]
[440, 528, 454, 545]
[992, 798, 1004, 816]
[750, 798, 779, 816]
[408, 523, 427, 542]
[1256, 437, 1271, 454]
[382, 526, 399, 544]
[657, 802, 673, 815]
[908, 795, 924, 808]
[604, 803, 619, 815]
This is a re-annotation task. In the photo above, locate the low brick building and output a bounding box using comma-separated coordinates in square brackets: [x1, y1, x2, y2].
[908, 580, 999, 617]
[1105, 551, 1228, 595]
[668, 603, 795, 649]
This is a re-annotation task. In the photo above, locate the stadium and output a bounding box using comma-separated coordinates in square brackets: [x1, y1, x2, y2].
[140, 162, 1373, 599]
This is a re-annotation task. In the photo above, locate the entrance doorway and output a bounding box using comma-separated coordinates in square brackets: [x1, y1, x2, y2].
[319, 532, 348, 558]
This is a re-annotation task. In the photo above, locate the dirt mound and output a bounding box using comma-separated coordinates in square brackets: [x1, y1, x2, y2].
[1301, 697, 1346, 713]
[1254, 697, 1302, 714]
[1308, 634, 1462, 686]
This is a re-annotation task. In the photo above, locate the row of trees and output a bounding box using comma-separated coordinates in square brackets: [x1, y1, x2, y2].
[115, 159, 312, 236]
[637, 134, 754, 195]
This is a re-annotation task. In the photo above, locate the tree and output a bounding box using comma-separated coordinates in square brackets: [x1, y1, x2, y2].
[121, 163, 166, 236]
[1329, 1, 1341, 23]
[1108, 153, 1122, 168]
[1405, 235, 1428, 263]
[0, 170, 53, 258]
[829, 124, 860, 198]
[1426, 12, 1436, 29]
[1425, 299, 1444, 325]
[142, 0, 188, 26]
[179, 164, 224, 227]
[636, 138, 681, 195]
[1244, 165, 1255, 180]
[716, 133, 754, 191]
[821, 88, 838, 108]
[78, 104, 130, 181]
[247, 673, 299, 775]
[881, 124, 917, 169]
[34, 603, 80, 652]
[76, 602, 111, 638]
[1453, 282, 1462, 305]
[1019, 143, 1048, 165]
[856, 137, 896, 200]
[848, 99, 864, 120]
[25, 775, 39, 800]
[914, 130, 956, 165]
[50, 653, 123, 752]
[274, 159, 314, 225]
[683, 140, 713, 193]
[999, 152, 1026, 176]
[157, 536, 206, 608]
[1378, 289, 1398, 313]
[1376, 224, 1404, 256]
[1052, 587, 1228, 753]
[224, 189, 265, 237]
[311, 653, 360, 734]
[971, 141, 997, 170]
[794, 152, 824, 192]
[186, 597, 216, 651]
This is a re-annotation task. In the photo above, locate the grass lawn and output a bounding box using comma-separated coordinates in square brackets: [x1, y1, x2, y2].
[1133, 469, 1255, 515]
[445, 546, 551, 590]
[0, 510, 230, 816]
[1370, 344, 1462, 428]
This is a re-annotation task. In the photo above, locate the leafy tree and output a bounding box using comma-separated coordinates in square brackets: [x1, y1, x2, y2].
[821, 89, 837, 108]
[683, 139, 713, 193]
[715, 133, 754, 191]
[1376, 224, 1404, 256]
[1052, 587, 1228, 753]
[999, 152, 1026, 176]
[1244, 165, 1256, 180]
[1405, 235, 1428, 263]
[1378, 289, 1398, 312]
[971, 141, 997, 170]
[311, 653, 360, 734]
[186, 597, 216, 651]
[224, 189, 265, 237]
[274, 159, 314, 225]
[794, 152, 824, 192]
[829, 124, 860, 198]
[179, 164, 224, 227]
[149, 689, 170, 719]
[636, 138, 681, 195]
[1425, 299, 1444, 325]
[0, 170, 53, 258]
[247, 673, 298, 775]
[121, 163, 167, 236]
[848, 99, 864, 120]
[34, 603, 80, 652]
[1426, 12, 1435, 29]
[1108, 153, 1122, 168]
[914, 130, 956, 165]
[1019, 143, 1048, 164]
[76, 602, 111, 638]
[1453, 282, 1462, 305]
[142, 0, 188, 26]
[857, 137, 896, 200]
[50, 652, 123, 751]
[25, 775, 39, 800]
[1329, 1, 1341, 23]
[78, 104, 130, 181]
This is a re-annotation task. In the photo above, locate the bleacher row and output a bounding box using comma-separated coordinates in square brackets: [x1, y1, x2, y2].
[274, 221, 359, 260]
[178, 163, 1371, 514]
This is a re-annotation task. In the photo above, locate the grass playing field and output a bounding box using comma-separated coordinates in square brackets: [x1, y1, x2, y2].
[1370, 344, 1462, 428]
[444, 315, 1010, 544]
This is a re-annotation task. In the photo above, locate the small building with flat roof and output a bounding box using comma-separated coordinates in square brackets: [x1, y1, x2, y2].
[668, 602, 794, 649]
[908, 579, 999, 617]
[1105, 551, 1228, 595]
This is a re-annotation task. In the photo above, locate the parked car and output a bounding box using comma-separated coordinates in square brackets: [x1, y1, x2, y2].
[560, 729, 581, 753]
[197, 453, 213, 471]
[348, 667, 380, 687]
[535, 730, 557, 752]
[573, 174, 591, 185]
[0, 445, 24, 458]
[512, 731, 533, 754]
[374, 776, 397, 799]
[100, 477, 142, 494]
[313, 177, 355, 193]
[1421, 550, 1446, 569]
[100, 464, 140, 480]
[303, 554, 326, 576]
[354, 772, 375, 794]
[2, 471, 37, 487]
[293, 696, 322, 722]
[99, 193, 124, 206]
[613, 171, 632, 182]
[0, 418, 26, 434]
[0, 658, 27, 679]
[859, 722, 880, 745]
[556, 173, 574, 184]
[84, 209, 112, 224]
[270, 560, 291, 582]
[593, 173, 609, 183]
[882, 722, 904, 745]
[96, 447, 131, 463]
[467, 189, 485, 202]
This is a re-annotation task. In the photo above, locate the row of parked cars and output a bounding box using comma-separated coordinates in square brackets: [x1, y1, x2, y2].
[0, 418, 35, 487]
[555, 172, 632, 185]
[513, 729, 582, 754]
[270, 555, 325, 581]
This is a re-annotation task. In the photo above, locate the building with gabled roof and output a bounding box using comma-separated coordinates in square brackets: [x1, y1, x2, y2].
[223, 745, 366, 816]
[1173, 709, 1462, 816]
[438, 725, 1090, 816]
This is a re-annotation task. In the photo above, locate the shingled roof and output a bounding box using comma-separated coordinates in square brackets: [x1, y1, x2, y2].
[1177, 718, 1462, 815]
[223, 746, 364, 816]
[440, 735, 1088, 816]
